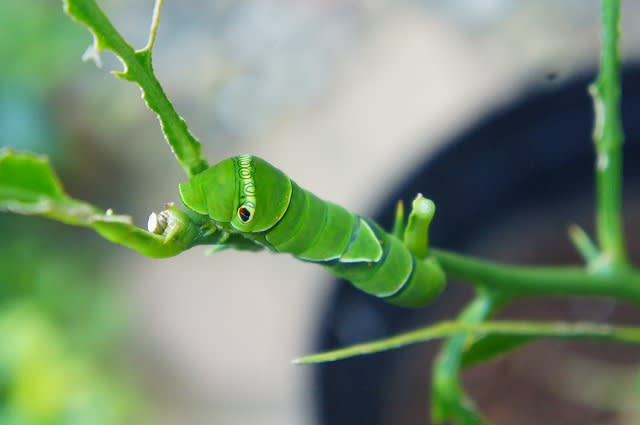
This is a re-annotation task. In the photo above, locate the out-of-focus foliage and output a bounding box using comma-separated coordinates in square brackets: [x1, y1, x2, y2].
[0, 151, 99, 224]
[0, 217, 145, 425]
[0, 1, 85, 93]
[0, 3, 145, 424]
[0, 0, 85, 158]
[0, 302, 139, 425]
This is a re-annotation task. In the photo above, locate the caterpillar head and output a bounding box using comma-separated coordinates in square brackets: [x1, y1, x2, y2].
[179, 155, 292, 233]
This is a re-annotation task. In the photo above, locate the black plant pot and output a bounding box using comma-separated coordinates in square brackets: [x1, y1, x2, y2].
[314, 66, 640, 425]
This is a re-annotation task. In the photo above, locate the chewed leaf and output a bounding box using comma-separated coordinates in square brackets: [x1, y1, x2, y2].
[0, 150, 100, 225]
[0, 150, 196, 258]
[0, 150, 64, 199]
[61, 0, 208, 177]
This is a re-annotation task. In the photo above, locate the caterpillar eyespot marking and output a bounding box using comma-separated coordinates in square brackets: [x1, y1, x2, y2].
[238, 206, 252, 223]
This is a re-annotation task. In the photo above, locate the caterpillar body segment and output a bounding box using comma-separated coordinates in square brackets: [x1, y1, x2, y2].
[179, 155, 445, 308]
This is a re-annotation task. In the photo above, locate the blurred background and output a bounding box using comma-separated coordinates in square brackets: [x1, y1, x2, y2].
[1, 1, 640, 424]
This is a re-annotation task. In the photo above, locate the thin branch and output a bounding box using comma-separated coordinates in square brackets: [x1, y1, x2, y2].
[294, 319, 640, 364]
[143, 0, 164, 53]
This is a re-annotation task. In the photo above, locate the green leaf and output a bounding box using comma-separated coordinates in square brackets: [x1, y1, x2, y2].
[461, 334, 534, 367]
[431, 294, 494, 425]
[0, 150, 99, 225]
[0, 150, 196, 258]
[0, 150, 63, 197]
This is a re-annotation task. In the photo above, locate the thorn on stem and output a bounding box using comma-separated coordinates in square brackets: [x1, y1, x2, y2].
[568, 224, 600, 265]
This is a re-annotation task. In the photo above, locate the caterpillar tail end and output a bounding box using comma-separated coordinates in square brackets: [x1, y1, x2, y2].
[403, 194, 436, 259]
[384, 257, 446, 308]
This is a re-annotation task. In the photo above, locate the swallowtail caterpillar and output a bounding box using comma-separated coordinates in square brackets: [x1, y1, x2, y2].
[149, 155, 445, 308]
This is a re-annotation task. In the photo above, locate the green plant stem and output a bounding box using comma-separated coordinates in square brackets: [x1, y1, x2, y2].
[590, 0, 627, 267]
[63, 0, 208, 177]
[431, 249, 640, 303]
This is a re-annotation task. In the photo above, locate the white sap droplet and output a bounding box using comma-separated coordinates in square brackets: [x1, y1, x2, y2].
[105, 208, 114, 216]
[597, 153, 609, 170]
[81, 37, 103, 68]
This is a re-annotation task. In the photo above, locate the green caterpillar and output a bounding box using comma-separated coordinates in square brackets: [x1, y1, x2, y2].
[170, 154, 445, 308]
